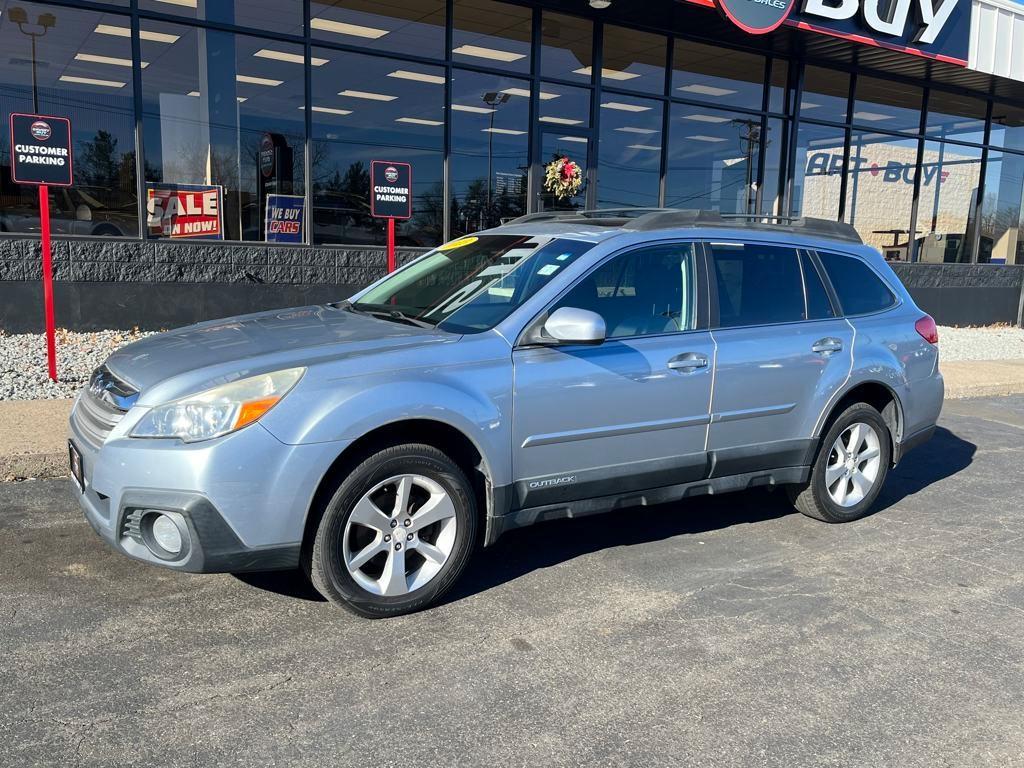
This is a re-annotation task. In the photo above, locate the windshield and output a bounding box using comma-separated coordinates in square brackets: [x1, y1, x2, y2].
[352, 234, 595, 333]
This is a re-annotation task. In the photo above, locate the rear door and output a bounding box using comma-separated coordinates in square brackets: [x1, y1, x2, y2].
[706, 241, 853, 475]
[511, 241, 715, 509]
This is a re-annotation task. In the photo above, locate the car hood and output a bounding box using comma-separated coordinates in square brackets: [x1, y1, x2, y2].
[104, 304, 449, 399]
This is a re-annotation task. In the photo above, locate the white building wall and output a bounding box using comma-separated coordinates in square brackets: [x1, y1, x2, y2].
[969, 0, 1024, 82]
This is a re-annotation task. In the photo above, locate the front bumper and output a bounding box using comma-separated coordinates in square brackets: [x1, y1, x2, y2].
[71, 404, 349, 574]
[80, 486, 302, 573]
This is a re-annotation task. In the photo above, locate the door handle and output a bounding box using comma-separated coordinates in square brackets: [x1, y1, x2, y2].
[667, 353, 709, 372]
[811, 338, 843, 355]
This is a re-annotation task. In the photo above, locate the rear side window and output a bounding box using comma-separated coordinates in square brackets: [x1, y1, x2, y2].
[802, 252, 836, 320]
[710, 243, 805, 328]
[818, 251, 896, 316]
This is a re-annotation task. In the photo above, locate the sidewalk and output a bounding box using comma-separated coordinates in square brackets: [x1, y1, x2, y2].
[2, 360, 1023, 480]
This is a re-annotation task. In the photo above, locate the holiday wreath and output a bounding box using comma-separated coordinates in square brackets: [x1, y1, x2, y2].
[543, 156, 583, 200]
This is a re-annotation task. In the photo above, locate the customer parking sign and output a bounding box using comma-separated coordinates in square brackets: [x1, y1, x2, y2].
[9, 113, 73, 187]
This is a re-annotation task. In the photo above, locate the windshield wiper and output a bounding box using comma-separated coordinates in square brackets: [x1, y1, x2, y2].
[351, 303, 437, 328]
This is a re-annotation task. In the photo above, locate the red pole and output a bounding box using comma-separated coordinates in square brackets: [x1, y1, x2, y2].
[39, 184, 57, 382]
[387, 217, 396, 273]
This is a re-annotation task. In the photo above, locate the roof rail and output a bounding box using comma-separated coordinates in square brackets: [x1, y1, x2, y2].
[629, 209, 863, 243]
[503, 207, 672, 226]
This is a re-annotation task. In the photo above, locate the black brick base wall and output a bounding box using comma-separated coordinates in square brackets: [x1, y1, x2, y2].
[0, 236, 425, 285]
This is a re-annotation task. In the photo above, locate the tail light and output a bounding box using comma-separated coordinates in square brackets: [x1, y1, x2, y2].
[915, 314, 939, 345]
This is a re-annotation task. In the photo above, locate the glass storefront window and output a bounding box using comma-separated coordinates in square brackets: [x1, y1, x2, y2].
[792, 122, 845, 221]
[979, 151, 1024, 264]
[310, 1, 446, 58]
[602, 25, 667, 95]
[139, 0, 303, 35]
[598, 95, 663, 208]
[541, 12, 592, 84]
[449, 70, 530, 237]
[917, 140, 982, 263]
[538, 82, 591, 129]
[845, 132, 917, 260]
[141, 22, 306, 242]
[853, 76, 921, 135]
[769, 59, 789, 114]
[801, 66, 849, 123]
[926, 91, 987, 145]
[1, 3, 137, 238]
[310, 49, 443, 247]
[666, 104, 761, 214]
[988, 101, 1024, 152]
[673, 41, 766, 110]
[760, 118, 786, 215]
[452, 0, 531, 74]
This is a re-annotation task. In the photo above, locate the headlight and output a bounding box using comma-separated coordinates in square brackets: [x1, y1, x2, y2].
[131, 368, 304, 443]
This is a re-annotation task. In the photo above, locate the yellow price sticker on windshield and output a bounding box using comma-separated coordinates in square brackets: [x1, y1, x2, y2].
[438, 236, 479, 251]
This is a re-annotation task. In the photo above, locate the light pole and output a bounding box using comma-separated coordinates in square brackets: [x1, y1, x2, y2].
[9, 7, 57, 113]
[733, 118, 761, 214]
[482, 91, 510, 228]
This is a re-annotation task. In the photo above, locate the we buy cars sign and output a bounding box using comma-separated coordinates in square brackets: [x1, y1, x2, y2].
[146, 183, 224, 240]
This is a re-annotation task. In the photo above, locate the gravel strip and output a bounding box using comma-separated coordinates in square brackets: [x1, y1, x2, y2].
[1, 324, 1022, 401]
[0, 329, 155, 401]
[938, 324, 1024, 361]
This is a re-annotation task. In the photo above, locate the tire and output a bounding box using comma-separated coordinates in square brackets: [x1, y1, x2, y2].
[307, 443, 478, 618]
[789, 402, 891, 523]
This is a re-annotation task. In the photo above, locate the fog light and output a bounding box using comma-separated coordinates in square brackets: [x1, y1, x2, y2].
[150, 514, 182, 555]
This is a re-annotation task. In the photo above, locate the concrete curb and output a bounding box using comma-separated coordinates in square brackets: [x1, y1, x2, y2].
[2, 361, 1024, 481]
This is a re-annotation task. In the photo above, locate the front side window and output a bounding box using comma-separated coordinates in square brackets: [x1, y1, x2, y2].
[710, 243, 805, 328]
[817, 251, 896, 316]
[551, 243, 697, 338]
[354, 235, 594, 333]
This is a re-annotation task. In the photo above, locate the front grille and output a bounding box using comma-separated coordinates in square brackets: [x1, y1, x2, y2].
[70, 367, 138, 448]
[121, 509, 145, 543]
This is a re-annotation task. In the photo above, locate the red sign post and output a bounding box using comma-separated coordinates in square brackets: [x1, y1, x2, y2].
[370, 161, 413, 273]
[9, 113, 73, 382]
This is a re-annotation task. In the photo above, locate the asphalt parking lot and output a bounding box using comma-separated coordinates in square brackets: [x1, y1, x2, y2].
[1, 396, 1023, 767]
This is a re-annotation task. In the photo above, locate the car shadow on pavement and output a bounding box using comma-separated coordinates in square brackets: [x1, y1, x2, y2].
[234, 426, 974, 607]
[873, 426, 975, 512]
[444, 426, 976, 606]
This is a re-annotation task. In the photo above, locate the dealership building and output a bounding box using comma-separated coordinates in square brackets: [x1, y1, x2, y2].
[2, 0, 1024, 330]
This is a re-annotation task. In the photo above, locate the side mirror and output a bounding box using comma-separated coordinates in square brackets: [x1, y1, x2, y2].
[543, 307, 606, 345]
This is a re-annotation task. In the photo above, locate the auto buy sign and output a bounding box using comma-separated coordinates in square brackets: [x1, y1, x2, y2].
[146, 183, 224, 240]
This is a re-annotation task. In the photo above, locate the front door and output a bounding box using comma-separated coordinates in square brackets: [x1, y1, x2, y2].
[511, 242, 715, 509]
[705, 242, 854, 475]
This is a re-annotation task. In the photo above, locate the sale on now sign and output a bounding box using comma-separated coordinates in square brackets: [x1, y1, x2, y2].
[146, 183, 224, 240]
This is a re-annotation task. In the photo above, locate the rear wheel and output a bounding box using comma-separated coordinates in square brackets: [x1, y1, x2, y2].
[307, 443, 477, 618]
[789, 403, 891, 523]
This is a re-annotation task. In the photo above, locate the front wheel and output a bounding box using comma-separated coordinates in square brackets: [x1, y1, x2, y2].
[789, 403, 891, 523]
[307, 444, 478, 618]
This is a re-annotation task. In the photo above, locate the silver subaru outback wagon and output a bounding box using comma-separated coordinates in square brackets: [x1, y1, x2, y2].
[70, 210, 944, 617]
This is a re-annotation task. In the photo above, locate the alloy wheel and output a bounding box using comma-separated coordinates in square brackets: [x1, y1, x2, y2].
[825, 422, 882, 508]
[342, 474, 458, 596]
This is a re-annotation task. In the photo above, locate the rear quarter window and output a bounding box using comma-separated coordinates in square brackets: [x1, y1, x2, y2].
[818, 251, 896, 316]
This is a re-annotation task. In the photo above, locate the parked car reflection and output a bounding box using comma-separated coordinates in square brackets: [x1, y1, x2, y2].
[0, 184, 137, 237]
